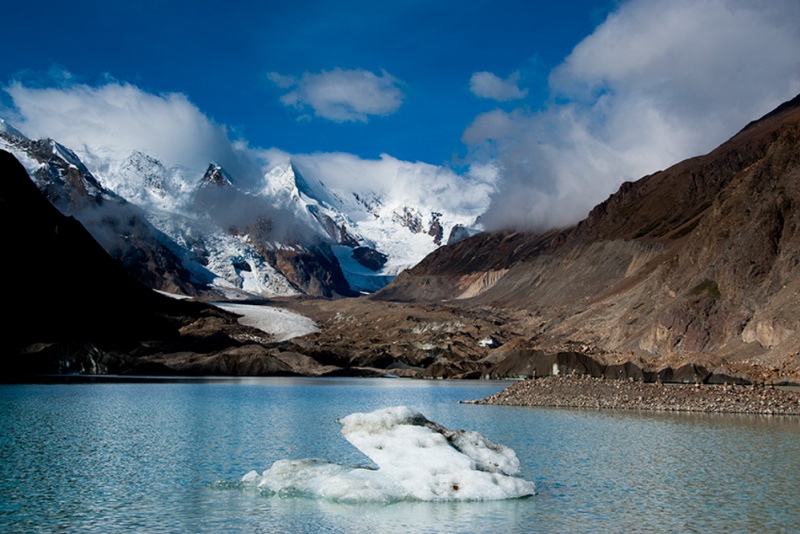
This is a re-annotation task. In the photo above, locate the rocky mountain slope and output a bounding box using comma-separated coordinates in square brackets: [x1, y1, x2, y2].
[6, 95, 800, 384]
[0, 125, 203, 295]
[373, 94, 800, 382]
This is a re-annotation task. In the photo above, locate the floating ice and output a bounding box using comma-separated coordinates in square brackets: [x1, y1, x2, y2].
[243, 406, 535, 501]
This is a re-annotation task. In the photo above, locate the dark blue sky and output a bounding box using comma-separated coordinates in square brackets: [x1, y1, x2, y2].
[0, 0, 613, 165]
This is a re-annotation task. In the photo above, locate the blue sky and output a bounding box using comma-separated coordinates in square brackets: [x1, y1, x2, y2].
[0, 0, 612, 164]
[2, 0, 800, 230]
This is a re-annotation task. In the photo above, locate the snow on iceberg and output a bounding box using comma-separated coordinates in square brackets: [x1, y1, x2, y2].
[242, 406, 535, 501]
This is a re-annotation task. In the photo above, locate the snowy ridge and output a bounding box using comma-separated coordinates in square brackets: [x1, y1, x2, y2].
[0, 126, 39, 175]
[0, 126, 107, 203]
[0, 119, 28, 140]
[1, 116, 489, 297]
[259, 163, 334, 240]
[106, 151, 197, 213]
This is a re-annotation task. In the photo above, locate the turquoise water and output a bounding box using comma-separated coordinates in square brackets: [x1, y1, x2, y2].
[1, 377, 799, 533]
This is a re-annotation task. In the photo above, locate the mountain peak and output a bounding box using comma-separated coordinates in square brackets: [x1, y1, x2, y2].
[289, 163, 327, 204]
[126, 149, 162, 166]
[262, 160, 328, 207]
[264, 160, 297, 191]
[0, 118, 28, 140]
[200, 163, 234, 188]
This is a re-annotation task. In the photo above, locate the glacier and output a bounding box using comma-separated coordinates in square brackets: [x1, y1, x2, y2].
[242, 406, 535, 501]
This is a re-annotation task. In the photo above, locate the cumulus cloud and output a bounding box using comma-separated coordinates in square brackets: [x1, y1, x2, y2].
[4, 81, 262, 183]
[469, 71, 528, 101]
[467, 0, 800, 232]
[269, 68, 405, 122]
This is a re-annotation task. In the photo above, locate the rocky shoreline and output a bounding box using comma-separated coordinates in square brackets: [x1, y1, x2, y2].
[465, 375, 800, 415]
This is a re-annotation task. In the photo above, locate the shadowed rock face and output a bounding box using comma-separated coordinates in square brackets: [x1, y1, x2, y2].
[352, 246, 388, 271]
[371, 94, 800, 380]
[1, 150, 190, 345]
[265, 243, 356, 298]
[0, 150, 251, 377]
[0, 132, 199, 296]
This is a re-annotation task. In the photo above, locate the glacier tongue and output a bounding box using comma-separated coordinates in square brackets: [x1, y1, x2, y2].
[210, 301, 316, 341]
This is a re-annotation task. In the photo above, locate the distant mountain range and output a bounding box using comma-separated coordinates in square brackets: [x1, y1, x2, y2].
[0, 120, 481, 298]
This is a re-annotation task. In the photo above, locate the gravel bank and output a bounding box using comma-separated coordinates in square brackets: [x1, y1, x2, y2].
[466, 376, 800, 415]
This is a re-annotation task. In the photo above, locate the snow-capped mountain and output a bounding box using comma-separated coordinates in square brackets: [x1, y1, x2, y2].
[0, 118, 485, 297]
[261, 162, 483, 292]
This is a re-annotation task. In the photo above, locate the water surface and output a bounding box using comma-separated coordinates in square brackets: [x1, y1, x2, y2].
[1, 377, 798, 532]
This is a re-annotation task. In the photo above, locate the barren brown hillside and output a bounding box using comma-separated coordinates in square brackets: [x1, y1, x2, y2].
[372, 94, 800, 382]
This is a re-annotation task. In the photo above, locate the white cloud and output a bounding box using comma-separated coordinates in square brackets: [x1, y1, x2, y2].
[4, 77, 488, 220]
[269, 68, 405, 122]
[5, 81, 262, 183]
[469, 71, 528, 101]
[466, 0, 800, 232]
[551, 0, 800, 125]
[259, 149, 495, 217]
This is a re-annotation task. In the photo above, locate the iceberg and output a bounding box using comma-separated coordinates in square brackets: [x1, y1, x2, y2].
[243, 406, 535, 501]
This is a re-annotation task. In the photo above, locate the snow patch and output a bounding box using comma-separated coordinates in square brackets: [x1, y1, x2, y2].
[479, 337, 500, 348]
[211, 302, 318, 341]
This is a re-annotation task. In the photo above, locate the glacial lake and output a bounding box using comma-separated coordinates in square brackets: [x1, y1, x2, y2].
[1, 377, 799, 533]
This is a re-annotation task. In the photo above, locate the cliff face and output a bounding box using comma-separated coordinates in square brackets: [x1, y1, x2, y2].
[374, 95, 800, 375]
